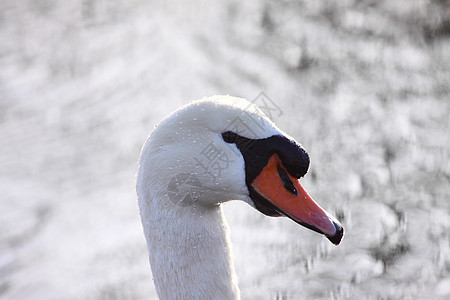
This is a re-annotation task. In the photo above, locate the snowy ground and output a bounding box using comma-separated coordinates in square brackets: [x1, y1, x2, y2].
[1, 1, 449, 299]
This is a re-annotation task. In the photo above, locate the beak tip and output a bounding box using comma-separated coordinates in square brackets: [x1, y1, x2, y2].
[326, 222, 344, 245]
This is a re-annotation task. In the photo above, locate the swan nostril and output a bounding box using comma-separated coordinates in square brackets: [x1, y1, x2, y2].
[277, 164, 297, 196]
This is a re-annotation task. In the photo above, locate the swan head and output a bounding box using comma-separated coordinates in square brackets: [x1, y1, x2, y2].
[138, 95, 344, 245]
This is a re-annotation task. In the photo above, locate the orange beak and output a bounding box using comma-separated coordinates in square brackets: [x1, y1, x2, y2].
[251, 154, 344, 245]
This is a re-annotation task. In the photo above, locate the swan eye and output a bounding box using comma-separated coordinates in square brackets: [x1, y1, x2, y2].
[277, 164, 297, 195]
[222, 131, 238, 143]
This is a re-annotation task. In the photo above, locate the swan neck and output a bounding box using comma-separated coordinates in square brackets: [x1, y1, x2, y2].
[139, 189, 240, 299]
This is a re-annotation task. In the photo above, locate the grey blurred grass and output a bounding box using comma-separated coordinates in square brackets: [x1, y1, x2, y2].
[0, 0, 449, 299]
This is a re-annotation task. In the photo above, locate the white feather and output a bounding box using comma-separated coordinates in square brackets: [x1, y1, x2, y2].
[137, 95, 286, 299]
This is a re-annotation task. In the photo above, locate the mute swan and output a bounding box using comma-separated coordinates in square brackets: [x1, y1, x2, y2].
[137, 96, 343, 299]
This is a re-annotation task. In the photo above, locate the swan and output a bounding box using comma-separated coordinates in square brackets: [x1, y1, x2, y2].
[137, 95, 344, 299]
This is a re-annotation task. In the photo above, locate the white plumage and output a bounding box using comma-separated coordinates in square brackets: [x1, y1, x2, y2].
[137, 95, 343, 299]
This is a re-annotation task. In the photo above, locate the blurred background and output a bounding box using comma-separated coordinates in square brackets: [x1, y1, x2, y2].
[0, 0, 449, 299]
